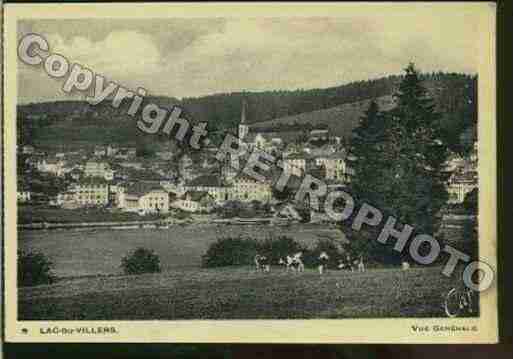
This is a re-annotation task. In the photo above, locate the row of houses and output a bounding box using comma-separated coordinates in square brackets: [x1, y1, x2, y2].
[52, 171, 274, 215]
[279, 151, 353, 182]
[237, 100, 352, 184]
[35, 159, 115, 181]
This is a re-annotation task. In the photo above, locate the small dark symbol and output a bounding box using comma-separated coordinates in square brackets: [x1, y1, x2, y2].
[21, 328, 28, 334]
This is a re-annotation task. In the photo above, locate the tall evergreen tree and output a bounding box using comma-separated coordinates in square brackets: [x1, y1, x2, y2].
[386, 63, 449, 233]
[349, 99, 388, 206]
[350, 63, 450, 234]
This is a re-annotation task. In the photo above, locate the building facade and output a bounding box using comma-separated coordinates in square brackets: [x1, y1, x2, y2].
[63, 179, 110, 207]
[120, 183, 170, 214]
[315, 153, 350, 182]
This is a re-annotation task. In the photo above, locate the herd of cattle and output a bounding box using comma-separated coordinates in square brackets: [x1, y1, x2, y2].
[254, 252, 412, 274]
[254, 252, 367, 275]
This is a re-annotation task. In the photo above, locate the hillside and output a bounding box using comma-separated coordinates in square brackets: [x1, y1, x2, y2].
[17, 72, 477, 154]
[19, 266, 459, 320]
[250, 95, 396, 140]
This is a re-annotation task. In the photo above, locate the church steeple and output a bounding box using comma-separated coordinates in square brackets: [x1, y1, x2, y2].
[238, 99, 249, 140]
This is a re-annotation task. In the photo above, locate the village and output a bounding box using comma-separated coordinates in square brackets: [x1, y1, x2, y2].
[16, 102, 478, 226]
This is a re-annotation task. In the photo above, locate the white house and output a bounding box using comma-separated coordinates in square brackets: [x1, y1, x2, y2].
[282, 155, 306, 177]
[230, 174, 272, 203]
[309, 129, 329, 142]
[57, 179, 111, 207]
[93, 146, 107, 157]
[315, 152, 350, 182]
[184, 174, 229, 204]
[37, 158, 66, 177]
[447, 172, 477, 203]
[17, 190, 31, 203]
[120, 183, 170, 215]
[171, 191, 215, 213]
[171, 198, 201, 213]
[22, 145, 35, 154]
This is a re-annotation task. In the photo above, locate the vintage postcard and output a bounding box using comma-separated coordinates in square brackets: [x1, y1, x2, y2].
[2, 2, 498, 343]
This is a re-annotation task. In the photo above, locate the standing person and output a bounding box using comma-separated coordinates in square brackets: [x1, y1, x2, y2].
[254, 254, 262, 272]
[357, 254, 365, 272]
[318, 251, 329, 275]
[345, 253, 354, 272]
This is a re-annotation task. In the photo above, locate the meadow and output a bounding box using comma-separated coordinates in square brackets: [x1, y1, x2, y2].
[18, 224, 475, 320]
[18, 224, 347, 277]
[18, 266, 465, 320]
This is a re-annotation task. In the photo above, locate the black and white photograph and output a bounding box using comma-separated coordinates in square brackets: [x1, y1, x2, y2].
[2, 2, 498, 343]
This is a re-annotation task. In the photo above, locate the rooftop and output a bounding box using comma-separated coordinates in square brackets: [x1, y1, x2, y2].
[184, 190, 212, 202]
[186, 174, 225, 187]
[125, 182, 167, 197]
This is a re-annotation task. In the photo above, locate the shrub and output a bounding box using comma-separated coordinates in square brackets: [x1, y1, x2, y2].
[18, 250, 55, 287]
[202, 237, 259, 267]
[121, 247, 161, 275]
[342, 226, 402, 266]
[463, 188, 478, 214]
[202, 236, 305, 268]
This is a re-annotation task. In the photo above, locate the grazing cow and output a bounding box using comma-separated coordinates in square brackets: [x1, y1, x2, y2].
[337, 259, 346, 270]
[292, 252, 305, 272]
[402, 261, 410, 270]
[337, 256, 352, 271]
[254, 254, 261, 272]
[280, 252, 304, 273]
[260, 255, 270, 273]
[255, 254, 271, 273]
[344, 254, 356, 272]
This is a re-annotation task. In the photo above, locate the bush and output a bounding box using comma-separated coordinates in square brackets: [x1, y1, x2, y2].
[202, 237, 259, 267]
[121, 247, 161, 275]
[202, 236, 306, 268]
[18, 250, 55, 287]
[463, 188, 478, 214]
[342, 226, 403, 266]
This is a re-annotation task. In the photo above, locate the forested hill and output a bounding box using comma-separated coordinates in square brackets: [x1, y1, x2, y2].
[17, 72, 476, 153]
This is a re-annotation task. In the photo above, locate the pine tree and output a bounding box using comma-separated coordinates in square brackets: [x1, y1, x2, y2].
[349, 99, 388, 206]
[350, 63, 450, 234]
[385, 63, 450, 233]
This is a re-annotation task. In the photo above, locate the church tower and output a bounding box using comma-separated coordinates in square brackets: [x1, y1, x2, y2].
[238, 99, 249, 140]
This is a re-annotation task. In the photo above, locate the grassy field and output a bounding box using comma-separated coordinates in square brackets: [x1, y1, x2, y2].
[17, 205, 161, 224]
[18, 266, 469, 320]
[18, 225, 347, 277]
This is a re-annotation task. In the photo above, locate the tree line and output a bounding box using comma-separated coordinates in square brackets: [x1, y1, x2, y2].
[17, 71, 476, 156]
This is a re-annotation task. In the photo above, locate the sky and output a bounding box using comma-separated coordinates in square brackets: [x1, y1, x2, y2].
[17, 7, 485, 104]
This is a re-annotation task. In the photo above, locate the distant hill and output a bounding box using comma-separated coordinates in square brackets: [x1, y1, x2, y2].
[17, 71, 477, 154]
[250, 95, 396, 140]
